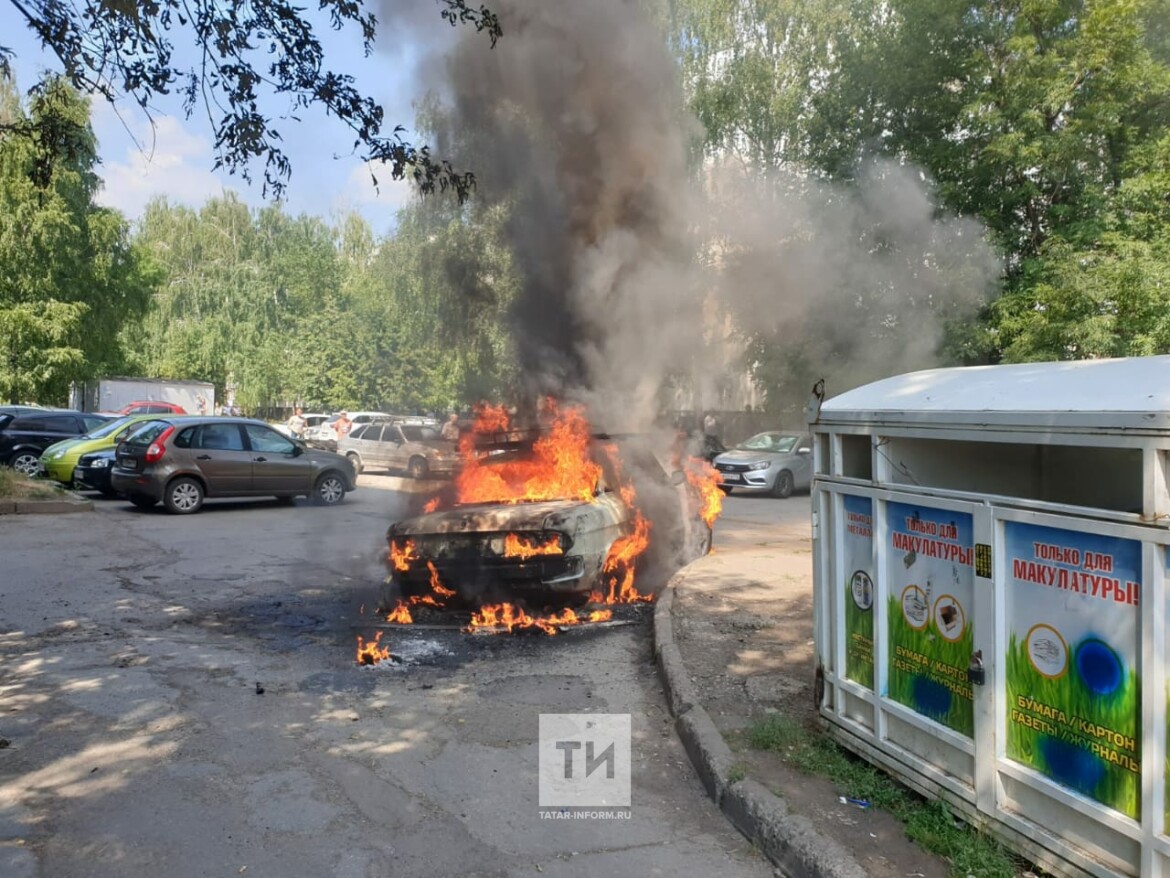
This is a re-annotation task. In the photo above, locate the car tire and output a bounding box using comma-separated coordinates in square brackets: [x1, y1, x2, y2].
[314, 472, 346, 506]
[718, 485, 733, 495]
[346, 452, 363, 476]
[164, 477, 204, 514]
[407, 456, 429, 480]
[9, 451, 40, 477]
[128, 494, 157, 510]
[772, 470, 794, 499]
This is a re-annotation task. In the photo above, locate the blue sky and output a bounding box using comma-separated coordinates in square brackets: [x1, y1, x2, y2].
[1, 4, 456, 235]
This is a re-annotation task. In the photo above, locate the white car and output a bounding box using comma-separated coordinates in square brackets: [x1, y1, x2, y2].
[272, 412, 330, 438]
[304, 411, 391, 446]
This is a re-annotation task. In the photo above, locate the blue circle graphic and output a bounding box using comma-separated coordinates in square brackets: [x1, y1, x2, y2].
[1074, 639, 1123, 696]
[1038, 736, 1106, 796]
[911, 676, 952, 719]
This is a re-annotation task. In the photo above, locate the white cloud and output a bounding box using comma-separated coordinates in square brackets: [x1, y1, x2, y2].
[91, 101, 230, 218]
[333, 161, 416, 218]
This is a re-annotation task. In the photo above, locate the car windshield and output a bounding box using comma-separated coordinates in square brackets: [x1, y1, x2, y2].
[82, 416, 134, 440]
[736, 432, 800, 453]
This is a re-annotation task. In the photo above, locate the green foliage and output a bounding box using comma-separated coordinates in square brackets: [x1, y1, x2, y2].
[0, 73, 152, 403]
[10, 0, 500, 199]
[669, 0, 1170, 391]
[127, 190, 518, 413]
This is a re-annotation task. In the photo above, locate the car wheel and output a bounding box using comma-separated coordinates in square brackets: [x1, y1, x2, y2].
[164, 477, 204, 514]
[9, 451, 40, 477]
[407, 456, 429, 480]
[718, 485, 733, 495]
[128, 494, 157, 510]
[314, 472, 346, 506]
[346, 452, 363, 475]
[772, 470, 794, 499]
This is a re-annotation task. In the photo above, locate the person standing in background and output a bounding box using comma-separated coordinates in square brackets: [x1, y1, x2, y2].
[334, 411, 353, 440]
[287, 407, 306, 439]
[441, 412, 460, 442]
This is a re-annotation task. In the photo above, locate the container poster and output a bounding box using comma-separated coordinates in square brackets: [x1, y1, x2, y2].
[886, 502, 975, 736]
[1005, 521, 1140, 819]
[843, 495, 874, 687]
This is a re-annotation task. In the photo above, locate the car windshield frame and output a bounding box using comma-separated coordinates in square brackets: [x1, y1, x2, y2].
[735, 432, 800, 453]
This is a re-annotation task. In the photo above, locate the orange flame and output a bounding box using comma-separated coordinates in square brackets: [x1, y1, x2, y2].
[385, 601, 413, 624]
[466, 603, 614, 635]
[356, 631, 393, 665]
[422, 497, 440, 513]
[427, 561, 456, 598]
[454, 400, 601, 505]
[503, 533, 564, 559]
[390, 539, 419, 572]
[685, 457, 724, 527]
[593, 511, 654, 604]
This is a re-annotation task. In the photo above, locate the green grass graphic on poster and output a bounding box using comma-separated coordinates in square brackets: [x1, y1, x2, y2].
[845, 587, 873, 687]
[1006, 634, 1139, 818]
[843, 495, 874, 688]
[887, 596, 974, 737]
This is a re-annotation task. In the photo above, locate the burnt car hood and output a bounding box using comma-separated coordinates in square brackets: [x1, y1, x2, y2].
[390, 498, 600, 536]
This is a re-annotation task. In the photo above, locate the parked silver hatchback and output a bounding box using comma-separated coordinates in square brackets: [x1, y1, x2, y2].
[111, 417, 357, 514]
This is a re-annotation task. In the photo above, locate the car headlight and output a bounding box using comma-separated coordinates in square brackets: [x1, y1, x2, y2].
[747, 460, 771, 471]
[90, 458, 111, 468]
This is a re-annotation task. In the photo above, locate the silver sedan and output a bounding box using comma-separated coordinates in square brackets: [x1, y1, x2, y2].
[712, 432, 813, 498]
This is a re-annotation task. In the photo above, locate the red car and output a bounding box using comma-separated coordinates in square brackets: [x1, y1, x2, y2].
[117, 401, 187, 416]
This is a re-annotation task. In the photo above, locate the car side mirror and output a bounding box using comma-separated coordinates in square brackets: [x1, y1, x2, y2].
[291, 443, 304, 457]
[797, 447, 811, 455]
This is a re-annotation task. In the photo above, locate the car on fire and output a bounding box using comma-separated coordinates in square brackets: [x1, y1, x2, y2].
[383, 433, 714, 609]
[712, 431, 813, 498]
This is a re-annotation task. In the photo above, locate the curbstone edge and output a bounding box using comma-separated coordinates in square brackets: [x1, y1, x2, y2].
[3, 497, 93, 515]
[655, 564, 869, 878]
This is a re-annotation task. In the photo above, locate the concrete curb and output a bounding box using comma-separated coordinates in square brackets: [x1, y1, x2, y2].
[0, 496, 93, 515]
[654, 567, 868, 878]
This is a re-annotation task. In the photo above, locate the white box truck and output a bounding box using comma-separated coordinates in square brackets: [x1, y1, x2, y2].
[70, 377, 215, 415]
[810, 355, 1170, 878]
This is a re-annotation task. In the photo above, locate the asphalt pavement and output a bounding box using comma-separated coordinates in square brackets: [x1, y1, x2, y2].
[0, 478, 775, 878]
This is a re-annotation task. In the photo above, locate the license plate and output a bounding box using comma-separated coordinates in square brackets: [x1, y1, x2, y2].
[720, 472, 740, 482]
[119, 458, 138, 471]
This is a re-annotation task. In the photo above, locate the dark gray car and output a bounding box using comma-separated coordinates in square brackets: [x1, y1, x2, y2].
[712, 431, 813, 498]
[111, 416, 357, 513]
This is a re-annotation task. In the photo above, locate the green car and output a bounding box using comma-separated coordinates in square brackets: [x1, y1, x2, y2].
[39, 415, 162, 489]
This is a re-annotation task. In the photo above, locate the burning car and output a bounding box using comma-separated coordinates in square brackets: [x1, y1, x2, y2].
[382, 403, 721, 613]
